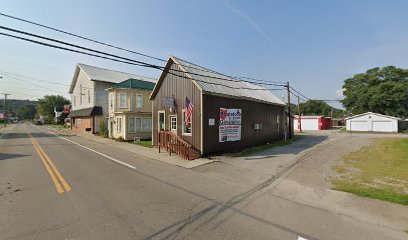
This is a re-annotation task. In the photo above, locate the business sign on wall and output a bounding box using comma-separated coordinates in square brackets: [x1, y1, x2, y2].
[219, 108, 242, 142]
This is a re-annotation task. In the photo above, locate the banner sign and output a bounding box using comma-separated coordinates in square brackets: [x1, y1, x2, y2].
[219, 125, 241, 142]
[219, 108, 242, 142]
[219, 108, 241, 125]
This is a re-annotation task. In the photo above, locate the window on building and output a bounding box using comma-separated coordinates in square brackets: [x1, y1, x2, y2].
[80, 85, 82, 105]
[170, 116, 177, 132]
[128, 117, 152, 133]
[182, 110, 192, 135]
[88, 89, 91, 103]
[142, 118, 152, 132]
[277, 115, 280, 130]
[110, 93, 113, 108]
[120, 93, 127, 108]
[116, 117, 122, 132]
[129, 117, 135, 133]
[73, 96, 76, 107]
[136, 94, 143, 109]
[158, 111, 165, 131]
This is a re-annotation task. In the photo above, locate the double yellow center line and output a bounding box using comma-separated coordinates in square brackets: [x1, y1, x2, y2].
[28, 133, 71, 194]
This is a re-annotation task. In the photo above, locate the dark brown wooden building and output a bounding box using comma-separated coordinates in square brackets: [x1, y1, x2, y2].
[150, 56, 287, 158]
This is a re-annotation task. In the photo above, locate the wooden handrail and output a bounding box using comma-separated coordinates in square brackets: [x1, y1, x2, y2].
[157, 131, 200, 160]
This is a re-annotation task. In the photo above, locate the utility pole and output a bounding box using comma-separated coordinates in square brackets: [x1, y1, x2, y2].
[297, 95, 302, 133]
[330, 107, 333, 128]
[286, 81, 292, 139]
[1, 93, 10, 127]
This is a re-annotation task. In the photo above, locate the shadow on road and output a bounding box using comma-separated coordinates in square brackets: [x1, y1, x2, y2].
[244, 134, 328, 160]
[0, 132, 54, 139]
[0, 153, 29, 161]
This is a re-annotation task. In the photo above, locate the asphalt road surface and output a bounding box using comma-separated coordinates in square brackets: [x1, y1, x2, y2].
[0, 123, 406, 240]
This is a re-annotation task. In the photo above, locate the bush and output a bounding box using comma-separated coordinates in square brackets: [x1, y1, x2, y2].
[115, 136, 125, 142]
[99, 120, 108, 138]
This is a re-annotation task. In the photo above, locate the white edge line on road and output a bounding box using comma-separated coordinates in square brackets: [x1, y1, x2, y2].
[47, 130, 136, 170]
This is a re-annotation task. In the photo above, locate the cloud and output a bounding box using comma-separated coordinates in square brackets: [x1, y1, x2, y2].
[222, 1, 278, 49]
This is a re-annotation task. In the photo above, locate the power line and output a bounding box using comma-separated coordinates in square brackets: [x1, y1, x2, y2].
[0, 12, 286, 86]
[0, 70, 70, 86]
[0, 25, 287, 88]
[0, 30, 287, 92]
[1, 72, 68, 94]
[289, 86, 312, 101]
[0, 12, 165, 63]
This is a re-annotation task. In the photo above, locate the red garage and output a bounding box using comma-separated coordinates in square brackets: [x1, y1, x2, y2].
[293, 115, 331, 131]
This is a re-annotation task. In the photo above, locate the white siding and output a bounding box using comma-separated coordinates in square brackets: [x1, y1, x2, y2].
[293, 118, 319, 131]
[70, 70, 95, 111]
[346, 113, 399, 132]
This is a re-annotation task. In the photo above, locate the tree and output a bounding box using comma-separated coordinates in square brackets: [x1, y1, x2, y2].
[37, 95, 70, 123]
[289, 101, 344, 118]
[342, 66, 408, 117]
[18, 104, 37, 120]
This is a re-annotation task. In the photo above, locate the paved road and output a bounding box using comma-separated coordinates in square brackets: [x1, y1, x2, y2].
[0, 123, 406, 240]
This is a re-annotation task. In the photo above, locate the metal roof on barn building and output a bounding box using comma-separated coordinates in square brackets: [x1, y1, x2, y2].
[167, 57, 285, 106]
[69, 64, 157, 93]
[110, 78, 156, 91]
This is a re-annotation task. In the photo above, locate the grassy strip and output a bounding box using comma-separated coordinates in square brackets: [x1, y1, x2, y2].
[333, 138, 408, 205]
[228, 136, 301, 157]
[334, 182, 408, 205]
[131, 140, 153, 148]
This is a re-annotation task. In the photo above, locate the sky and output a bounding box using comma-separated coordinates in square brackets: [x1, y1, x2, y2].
[1, 0, 408, 109]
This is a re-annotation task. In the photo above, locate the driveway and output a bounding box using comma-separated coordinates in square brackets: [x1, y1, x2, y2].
[198, 131, 408, 233]
[2, 124, 407, 239]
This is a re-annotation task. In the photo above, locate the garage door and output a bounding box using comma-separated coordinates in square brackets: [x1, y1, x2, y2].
[372, 121, 393, 132]
[350, 121, 369, 131]
[302, 119, 318, 131]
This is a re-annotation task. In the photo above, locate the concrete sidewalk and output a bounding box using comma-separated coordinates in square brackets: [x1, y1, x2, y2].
[45, 126, 216, 169]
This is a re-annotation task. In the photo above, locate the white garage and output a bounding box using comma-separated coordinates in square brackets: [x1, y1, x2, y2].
[345, 112, 400, 132]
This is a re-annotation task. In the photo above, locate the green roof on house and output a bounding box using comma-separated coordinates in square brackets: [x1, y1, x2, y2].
[111, 78, 156, 90]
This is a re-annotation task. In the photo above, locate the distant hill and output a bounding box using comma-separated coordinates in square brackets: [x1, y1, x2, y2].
[0, 99, 38, 118]
[287, 101, 345, 118]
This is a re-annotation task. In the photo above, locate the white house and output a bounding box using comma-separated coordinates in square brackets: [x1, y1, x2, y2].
[68, 63, 157, 133]
[345, 112, 401, 132]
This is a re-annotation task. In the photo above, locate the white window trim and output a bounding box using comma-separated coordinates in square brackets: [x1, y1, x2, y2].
[136, 94, 143, 109]
[170, 115, 177, 133]
[88, 89, 91, 103]
[130, 93, 133, 112]
[182, 109, 192, 136]
[116, 117, 122, 132]
[119, 93, 127, 109]
[79, 85, 82, 105]
[129, 116, 152, 133]
[158, 110, 165, 131]
[129, 117, 135, 133]
[141, 117, 152, 133]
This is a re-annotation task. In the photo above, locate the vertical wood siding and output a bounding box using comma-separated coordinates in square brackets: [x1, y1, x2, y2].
[152, 62, 202, 151]
[202, 94, 286, 155]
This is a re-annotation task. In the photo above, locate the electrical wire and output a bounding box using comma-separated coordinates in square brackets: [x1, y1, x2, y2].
[0, 70, 70, 86]
[0, 12, 286, 85]
[0, 31, 286, 92]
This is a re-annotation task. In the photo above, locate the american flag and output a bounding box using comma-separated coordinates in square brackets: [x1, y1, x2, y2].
[185, 97, 194, 125]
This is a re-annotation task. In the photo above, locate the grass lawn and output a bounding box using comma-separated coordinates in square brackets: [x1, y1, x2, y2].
[227, 136, 301, 157]
[131, 140, 154, 148]
[333, 138, 408, 205]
